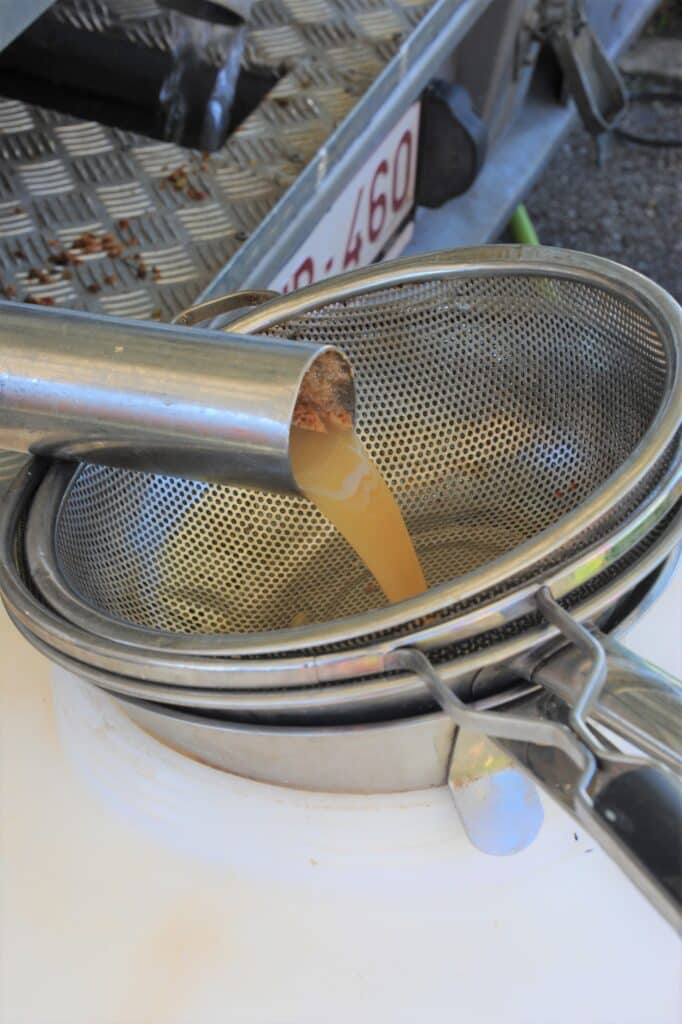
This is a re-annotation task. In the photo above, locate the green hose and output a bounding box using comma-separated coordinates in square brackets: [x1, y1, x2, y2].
[509, 203, 540, 246]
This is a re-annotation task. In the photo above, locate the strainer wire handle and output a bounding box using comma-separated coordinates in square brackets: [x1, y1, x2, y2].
[533, 592, 682, 774]
[389, 603, 682, 932]
[533, 589, 682, 927]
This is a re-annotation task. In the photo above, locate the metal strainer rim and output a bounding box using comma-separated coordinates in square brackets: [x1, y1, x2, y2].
[17, 449, 681, 693]
[8, 490, 681, 717]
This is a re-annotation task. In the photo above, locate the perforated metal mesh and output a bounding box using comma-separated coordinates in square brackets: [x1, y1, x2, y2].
[55, 272, 670, 634]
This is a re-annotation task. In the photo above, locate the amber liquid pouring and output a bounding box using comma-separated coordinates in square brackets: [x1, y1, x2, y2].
[290, 422, 427, 603]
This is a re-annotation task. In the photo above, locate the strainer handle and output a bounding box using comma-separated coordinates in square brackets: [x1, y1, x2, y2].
[530, 630, 682, 774]
[529, 589, 682, 927]
[390, 641, 682, 930]
[591, 765, 681, 912]
[598, 637, 682, 767]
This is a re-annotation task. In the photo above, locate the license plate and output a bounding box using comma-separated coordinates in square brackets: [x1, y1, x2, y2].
[269, 103, 420, 293]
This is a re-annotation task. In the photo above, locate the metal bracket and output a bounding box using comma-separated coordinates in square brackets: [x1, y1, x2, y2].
[539, 0, 627, 135]
[447, 718, 544, 857]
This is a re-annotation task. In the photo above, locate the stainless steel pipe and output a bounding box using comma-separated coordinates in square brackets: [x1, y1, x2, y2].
[0, 301, 353, 492]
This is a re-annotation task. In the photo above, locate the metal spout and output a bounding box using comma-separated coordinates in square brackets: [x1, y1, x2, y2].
[0, 301, 354, 493]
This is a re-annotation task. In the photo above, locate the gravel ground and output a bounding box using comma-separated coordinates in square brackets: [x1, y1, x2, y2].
[525, 76, 682, 300]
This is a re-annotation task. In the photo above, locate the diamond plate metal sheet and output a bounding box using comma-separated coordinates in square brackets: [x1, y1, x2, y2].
[0, 0, 434, 323]
[0, 0, 438, 490]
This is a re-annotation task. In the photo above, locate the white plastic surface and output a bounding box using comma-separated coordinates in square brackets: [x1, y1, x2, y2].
[1, 569, 681, 1023]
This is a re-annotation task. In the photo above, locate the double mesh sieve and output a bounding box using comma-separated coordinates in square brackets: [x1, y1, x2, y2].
[6, 247, 681, 694]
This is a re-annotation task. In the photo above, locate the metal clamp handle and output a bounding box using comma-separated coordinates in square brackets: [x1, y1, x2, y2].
[533, 629, 682, 774]
[389, 588, 682, 931]
[533, 589, 682, 930]
[541, 0, 627, 135]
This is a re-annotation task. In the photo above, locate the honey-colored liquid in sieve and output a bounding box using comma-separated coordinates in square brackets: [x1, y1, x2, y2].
[290, 422, 427, 603]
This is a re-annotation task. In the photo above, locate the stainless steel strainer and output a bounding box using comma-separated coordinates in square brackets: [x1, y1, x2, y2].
[19, 247, 682, 655]
[54, 273, 665, 632]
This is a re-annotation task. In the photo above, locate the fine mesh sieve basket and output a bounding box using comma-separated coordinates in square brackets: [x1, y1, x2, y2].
[17, 245, 680, 659]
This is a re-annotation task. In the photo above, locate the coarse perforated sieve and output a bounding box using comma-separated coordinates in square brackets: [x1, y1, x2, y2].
[36, 247, 679, 657]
